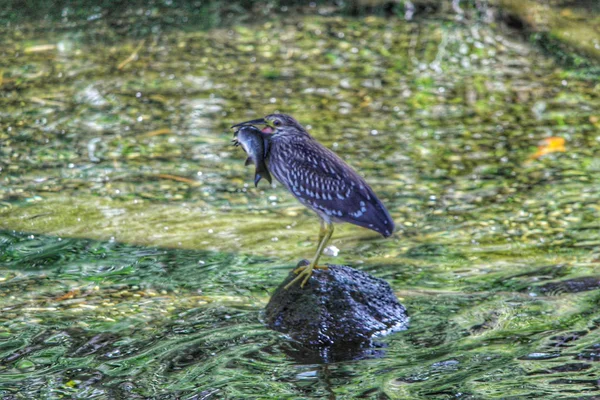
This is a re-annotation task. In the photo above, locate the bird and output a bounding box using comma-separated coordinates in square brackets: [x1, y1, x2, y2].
[232, 113, 394, 289]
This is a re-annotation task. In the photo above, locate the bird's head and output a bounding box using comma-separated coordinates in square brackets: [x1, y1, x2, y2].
[231, 113, 307, 137]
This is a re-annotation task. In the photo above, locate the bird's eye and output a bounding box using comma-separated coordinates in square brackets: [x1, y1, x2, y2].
[273, 119, 282, 127]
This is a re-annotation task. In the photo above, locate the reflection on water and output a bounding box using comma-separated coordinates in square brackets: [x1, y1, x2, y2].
[1, 1, 600, 398]
[1, 230, 600, 398]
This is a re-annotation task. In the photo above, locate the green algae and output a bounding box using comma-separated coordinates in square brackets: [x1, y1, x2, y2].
[499, 0, 600, 66]
[1, 2, 600, 399]
[1, 230, 600, 399]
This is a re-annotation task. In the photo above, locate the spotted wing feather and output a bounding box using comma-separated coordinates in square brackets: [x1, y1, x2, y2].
[270, 137, 394, 237]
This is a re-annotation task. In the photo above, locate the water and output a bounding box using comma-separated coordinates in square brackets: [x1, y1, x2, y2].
[1, 2, 600, 398]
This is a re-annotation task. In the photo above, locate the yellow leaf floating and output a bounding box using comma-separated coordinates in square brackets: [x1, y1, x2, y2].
[529, 137, 566, 160]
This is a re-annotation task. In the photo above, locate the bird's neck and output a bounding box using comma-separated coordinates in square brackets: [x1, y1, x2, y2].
[272, 130, 312, 141]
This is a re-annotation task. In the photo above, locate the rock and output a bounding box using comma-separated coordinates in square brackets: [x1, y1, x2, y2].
[265, 261, 408, 361]
[535, 276, 600, 295]
[498, 0, 600, 64]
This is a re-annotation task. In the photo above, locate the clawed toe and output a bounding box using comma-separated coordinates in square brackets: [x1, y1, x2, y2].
[285, 262, 329, 289]
[285, 268, 310, 289]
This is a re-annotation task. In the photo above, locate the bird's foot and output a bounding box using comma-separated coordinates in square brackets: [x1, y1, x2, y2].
[292, 264, 328, 274]
[284, 264, 328, 289]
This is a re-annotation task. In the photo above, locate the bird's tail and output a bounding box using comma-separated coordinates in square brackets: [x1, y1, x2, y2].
[353, 194, 395, 237]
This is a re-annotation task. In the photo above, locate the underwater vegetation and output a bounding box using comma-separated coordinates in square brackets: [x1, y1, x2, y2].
[1, 0, 599, 398]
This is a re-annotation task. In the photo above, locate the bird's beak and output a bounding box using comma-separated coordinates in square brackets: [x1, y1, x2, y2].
[230, 118, 266, 128]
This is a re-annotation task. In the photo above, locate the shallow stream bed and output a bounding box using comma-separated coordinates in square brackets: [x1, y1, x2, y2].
[1, 3, 600, 398]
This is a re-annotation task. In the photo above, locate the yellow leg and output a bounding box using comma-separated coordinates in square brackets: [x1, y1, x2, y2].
[317, 219, 326, 243]
[285, 221, 334, 289]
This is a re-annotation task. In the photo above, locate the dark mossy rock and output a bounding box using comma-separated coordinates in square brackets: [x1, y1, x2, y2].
[265, 261, 408, 354]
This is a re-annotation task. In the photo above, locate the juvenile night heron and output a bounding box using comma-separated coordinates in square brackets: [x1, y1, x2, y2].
[232, 114, 394, 289]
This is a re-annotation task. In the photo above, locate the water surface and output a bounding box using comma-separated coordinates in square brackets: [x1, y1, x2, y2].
[1, 4, 600, 399]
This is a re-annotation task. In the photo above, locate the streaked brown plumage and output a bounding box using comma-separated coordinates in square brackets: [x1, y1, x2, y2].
[232, 113, 394, 288]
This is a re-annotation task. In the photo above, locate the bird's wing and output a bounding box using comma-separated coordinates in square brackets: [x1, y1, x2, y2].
[277, 139, 394, 237]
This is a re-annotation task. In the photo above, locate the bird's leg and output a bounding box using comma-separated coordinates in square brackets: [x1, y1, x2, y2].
[285, 222, 334, 289]
[289, 220, 329, 273]
[293, 220, 331, 273]
[317, 219, 326, 243]
[312, 220, 329, 271]
[307, 220, 328, 272]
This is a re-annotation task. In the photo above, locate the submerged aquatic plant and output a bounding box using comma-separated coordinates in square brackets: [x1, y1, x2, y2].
[1, 1, 600, 398]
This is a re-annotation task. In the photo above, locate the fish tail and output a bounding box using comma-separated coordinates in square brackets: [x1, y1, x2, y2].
[254, 161, 272, 187]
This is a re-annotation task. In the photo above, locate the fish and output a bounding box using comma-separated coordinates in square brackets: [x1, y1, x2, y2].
[232, 125, 272, 187]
